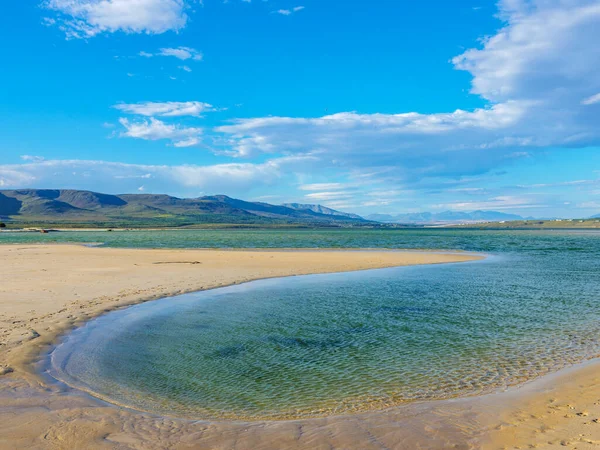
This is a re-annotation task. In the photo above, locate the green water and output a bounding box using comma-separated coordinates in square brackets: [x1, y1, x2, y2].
[2, 227, 599, 251]
[46, 229, 600, 419]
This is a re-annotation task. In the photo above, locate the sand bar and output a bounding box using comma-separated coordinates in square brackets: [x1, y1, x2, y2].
[0, 244, 487, 449]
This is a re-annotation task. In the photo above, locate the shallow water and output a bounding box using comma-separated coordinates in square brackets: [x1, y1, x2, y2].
[47, 230, 600, 420]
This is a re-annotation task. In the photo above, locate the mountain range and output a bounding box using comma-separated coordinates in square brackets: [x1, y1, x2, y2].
[367, 210, 526, 225]
[3, 189, 587, 228]
[0, 189, 369, 227]
[282, 203, 363, 220]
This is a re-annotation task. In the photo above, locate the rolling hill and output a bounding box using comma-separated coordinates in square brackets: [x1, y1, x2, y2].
[0, 189, 371, 228]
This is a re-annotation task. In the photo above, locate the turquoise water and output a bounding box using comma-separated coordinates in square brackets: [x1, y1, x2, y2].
[2, 228, 599, 251]
[45, 230, 600, 419]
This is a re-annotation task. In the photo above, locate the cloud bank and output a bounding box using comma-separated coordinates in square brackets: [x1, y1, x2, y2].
[0, 156, 315, 196]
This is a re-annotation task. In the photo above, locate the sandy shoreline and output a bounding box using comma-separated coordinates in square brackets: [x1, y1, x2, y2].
[1, 245, 596, 449]
[480, 357, 600, 449]
[0, 244, 485, 449]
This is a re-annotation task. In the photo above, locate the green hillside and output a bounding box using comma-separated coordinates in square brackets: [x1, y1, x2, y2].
[0, 189, 375, 229]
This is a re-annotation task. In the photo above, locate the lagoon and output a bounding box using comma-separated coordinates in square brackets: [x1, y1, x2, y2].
[47, 230, 600, 420]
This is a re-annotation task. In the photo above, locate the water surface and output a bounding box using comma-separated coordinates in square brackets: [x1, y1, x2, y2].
[48, 230, 600, 419]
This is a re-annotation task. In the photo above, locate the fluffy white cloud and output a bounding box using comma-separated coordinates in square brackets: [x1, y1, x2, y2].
[216, 103, 537, 179]
[43, 0, 191, 39]
[118, 117, 203, 147]
[215, 0, 600, 181]
[453, 0, 600, 103]
[114, 101, 213, 117]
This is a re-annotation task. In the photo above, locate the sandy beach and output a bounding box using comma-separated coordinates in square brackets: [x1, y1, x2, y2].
[0, 244, 486, 449]
[2, 244, 597, 449]
[482, 359, 600, 449]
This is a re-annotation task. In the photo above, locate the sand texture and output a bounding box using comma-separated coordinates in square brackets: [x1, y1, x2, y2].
[483, 359, 600, 449]
[0, 244, 488, 449]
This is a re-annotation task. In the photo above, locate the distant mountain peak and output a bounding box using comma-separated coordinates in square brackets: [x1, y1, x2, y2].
[282, 203, 363, 220]
[366, 210, 524, 224]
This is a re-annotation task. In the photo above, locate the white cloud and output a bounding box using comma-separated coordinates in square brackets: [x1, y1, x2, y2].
[578, 201, 600, 209]
[114, 101, 214, 117]
[20, 155, 45, 162]
[432, 195, 547, 211]
[138, 47, 203, 60]
[216, 102, 535, 178]
[43, 0, 191, 39]
[0, 156, 316, 196]
[298, 182, 348, 191]
[0, 168, 36, 187]
[118, 117, 203, 147]
[452, 0, 600, 104]
[179, 65, 192, 72]
[304, 191, 356, 201]
[215, 0, 600, 182]
[517, 179, 599, 189]
[158, 47, 203, 60]
[582, 92, 600, 105]
[276, 6, 303, 15]
[172, 137, 201, 147]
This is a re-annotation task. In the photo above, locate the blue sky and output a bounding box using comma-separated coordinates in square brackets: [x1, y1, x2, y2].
[1, 0, 599, 217]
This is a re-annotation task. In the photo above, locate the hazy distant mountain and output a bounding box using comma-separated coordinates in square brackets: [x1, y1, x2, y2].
[590, 214, 600, 219]
[282, 203, 363, 220]
[367, 210, 524, 224]
[0, 189, 370, 227]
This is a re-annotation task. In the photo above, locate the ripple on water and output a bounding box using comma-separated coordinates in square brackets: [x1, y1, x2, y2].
[48, 232, 600, 420]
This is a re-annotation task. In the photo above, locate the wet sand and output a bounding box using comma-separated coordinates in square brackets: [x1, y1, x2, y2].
[482, 358, 600, 449]
[0, 244, 486, 449]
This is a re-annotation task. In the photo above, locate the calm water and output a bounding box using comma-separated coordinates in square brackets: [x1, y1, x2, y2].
[2, 227, 599, 251]
[42, 229, 600, 419]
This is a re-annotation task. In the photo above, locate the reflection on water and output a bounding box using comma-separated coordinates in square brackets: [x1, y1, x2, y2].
[49, 231, 600, 419]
